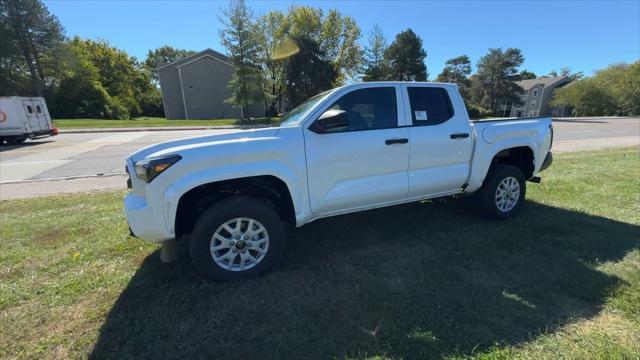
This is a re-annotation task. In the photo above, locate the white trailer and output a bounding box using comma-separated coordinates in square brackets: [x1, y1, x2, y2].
[0, 96, 58, 144]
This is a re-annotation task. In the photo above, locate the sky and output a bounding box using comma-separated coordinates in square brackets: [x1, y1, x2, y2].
[44, 0, 640, 78]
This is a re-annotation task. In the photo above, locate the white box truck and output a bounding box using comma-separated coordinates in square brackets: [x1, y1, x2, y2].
[0, 96, 58, 144]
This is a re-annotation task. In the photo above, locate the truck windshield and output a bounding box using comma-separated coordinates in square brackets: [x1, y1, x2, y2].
[279, 90, 333, 128]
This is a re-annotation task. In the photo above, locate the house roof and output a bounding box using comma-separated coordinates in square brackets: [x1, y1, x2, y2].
[517, 76, 570, 90]
[156, 48, 232, 70]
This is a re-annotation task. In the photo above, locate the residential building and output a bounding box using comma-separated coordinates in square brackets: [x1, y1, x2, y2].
[500, 76, 572, 118]
[158, 48, 263, 120]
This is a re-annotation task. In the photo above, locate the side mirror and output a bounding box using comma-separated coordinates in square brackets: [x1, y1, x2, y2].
[310, 109, 349, 133]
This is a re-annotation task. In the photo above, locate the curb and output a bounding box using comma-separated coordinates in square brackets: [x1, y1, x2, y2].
[1, 172, 127, 185]
[59, 124, 273, 134]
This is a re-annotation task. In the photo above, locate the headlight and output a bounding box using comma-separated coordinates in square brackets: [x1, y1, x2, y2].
[134, 154, 182, 183]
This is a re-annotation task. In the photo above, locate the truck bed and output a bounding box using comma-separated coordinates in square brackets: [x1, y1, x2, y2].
[470, 116, 550, 123]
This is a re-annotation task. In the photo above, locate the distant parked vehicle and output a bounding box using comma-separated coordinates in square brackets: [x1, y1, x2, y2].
[0, 97, 58, 144]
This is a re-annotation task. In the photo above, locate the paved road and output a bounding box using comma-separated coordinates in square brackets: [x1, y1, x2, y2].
[1, 117, 638, 200]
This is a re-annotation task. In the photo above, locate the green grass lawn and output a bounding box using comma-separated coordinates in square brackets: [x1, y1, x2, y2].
[52, 116, 280, 129]
[1, 148, 639, 359]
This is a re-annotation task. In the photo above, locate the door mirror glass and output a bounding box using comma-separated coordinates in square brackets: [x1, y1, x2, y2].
[310, 109, 350, 133]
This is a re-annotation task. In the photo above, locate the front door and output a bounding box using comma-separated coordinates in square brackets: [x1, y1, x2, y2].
[402, 85, 473, 197]
[304, 86, 410, 214]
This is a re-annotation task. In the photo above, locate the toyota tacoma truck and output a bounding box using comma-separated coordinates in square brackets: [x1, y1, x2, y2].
[125, 82, 553, 281]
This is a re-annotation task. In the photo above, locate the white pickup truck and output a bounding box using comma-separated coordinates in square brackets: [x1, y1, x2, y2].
[125, 82, 553, 280]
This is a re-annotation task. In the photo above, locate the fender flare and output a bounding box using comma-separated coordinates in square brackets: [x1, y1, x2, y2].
[164, 162, 305, 233]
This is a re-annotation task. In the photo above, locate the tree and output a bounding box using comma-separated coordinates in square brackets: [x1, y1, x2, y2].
[69, 37, 154, 117]
[551, 79, 617, 116]
[362, 24, 388, 81]
[0, 0, 65, 96]
[548, 67, 584, 81]
[262, 6, 362, 84]
[144, 46, 196, 84]
[46, 37, 161, 119]
[475, 48, 524, 113]
[612, 62, 640, 116]
[253, 6, 362, 106]
[284, 35, 337, 107]
[436, 55, 471, 83]
[552, 61, 639, 116]
[50, 44, 121, 119]
[384, 29, 427, 81]
[436, 55, 472, 98]
[255, 10, 288, 112]
[219, 0, 267, 119]
[322, 10, 362, 82]
[518, 70, 536, 80]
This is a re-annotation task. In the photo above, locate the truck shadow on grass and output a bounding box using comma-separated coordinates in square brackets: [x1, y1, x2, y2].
[90, 199, 640, 359]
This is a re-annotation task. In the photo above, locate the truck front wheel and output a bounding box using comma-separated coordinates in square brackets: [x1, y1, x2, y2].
[476, 164, 526, 220]
[189, 196, 287, 281]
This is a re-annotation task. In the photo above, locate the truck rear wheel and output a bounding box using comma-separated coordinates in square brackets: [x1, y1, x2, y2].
[189, 196, 287, 281]
[476, 164, 526, 220]
[6, 136, 27, 144]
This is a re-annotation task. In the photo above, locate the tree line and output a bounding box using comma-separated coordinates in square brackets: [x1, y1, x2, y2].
[551, 63, 639, 117]
[1, 0, 167, 119]
[1, 0, 637, 120]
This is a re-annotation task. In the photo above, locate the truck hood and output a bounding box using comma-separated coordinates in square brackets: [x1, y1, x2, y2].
[129, 127, 280, 162]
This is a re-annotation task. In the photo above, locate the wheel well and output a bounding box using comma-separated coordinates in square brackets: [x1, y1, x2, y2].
[491, 146, 534, 179]
[174, 175, 295, 238]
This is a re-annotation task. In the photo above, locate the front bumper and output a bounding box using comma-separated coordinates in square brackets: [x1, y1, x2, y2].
[540, 151, 553, 172]
[125, 192, 174, 243]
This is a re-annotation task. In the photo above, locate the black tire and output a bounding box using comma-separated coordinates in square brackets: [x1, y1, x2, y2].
[6, 136, 27, 144]
[189, 196, 287, 281]
[475, 164, 526, 220]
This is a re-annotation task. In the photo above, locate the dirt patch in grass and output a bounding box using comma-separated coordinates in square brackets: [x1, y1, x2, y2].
[33, 228, 67, 245]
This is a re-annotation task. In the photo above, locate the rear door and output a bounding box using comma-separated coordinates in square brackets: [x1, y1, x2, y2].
[402, 84, 473, 197]
[33, 99, 50, 131]
[304, 85, 410, 214]
[21, 100, 39, 132]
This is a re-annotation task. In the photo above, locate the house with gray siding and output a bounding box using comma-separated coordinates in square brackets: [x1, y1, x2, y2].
[500, 76, 572, 118]
[158, 48, 263, 119]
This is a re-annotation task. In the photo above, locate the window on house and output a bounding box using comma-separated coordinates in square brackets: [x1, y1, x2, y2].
[533, 89, 538, 97]
[531, 100, 537, 108]
[36, 105, 42, 113]
[26, 105, 33, 114]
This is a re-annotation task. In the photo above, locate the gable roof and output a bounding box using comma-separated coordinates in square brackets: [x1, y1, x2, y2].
[156, 48, 232, 70]
[517, 76, 570, 91]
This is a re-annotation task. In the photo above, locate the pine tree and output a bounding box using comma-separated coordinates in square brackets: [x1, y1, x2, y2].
[384, 29, 427, 81]
[219, 0, 266, 119]
[362, 24, 388, 81]
[475, 48, 524, 113]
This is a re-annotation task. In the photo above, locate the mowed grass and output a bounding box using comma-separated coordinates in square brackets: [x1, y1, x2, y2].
[1, 148, 639, 359]
[52, 116, 280, 129]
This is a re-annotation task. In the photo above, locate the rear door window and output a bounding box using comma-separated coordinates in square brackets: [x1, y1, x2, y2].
[407, 87, 454, 126]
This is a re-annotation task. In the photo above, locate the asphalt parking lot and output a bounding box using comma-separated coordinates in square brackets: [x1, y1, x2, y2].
[0, 117, 638, 200]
